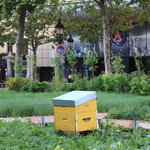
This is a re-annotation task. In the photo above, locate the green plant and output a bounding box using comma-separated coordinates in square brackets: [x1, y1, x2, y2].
[0, 91, 150, 120]
[5, 77, 31, 92]
[66, 49, 78, 74]
[134, 55, 144, 73]
[112, 73, 130, 93]
[112, 54, 125, 73]
[0, 120, 149, 149]
[129, 74, 150, 95]
[88, 75, 103, 91]
[102, 74, 114, 92]
[50, 76, 68, 92]
[84, 50, 98, 77]
[51, 56, 63, 79]
[107, 105, 150, 121]
[68, 74, 90, 91]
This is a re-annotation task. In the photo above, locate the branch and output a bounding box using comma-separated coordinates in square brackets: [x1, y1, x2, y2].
[94, 0, 101, 5]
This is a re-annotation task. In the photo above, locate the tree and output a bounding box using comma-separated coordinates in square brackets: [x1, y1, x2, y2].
[130, 0, 150, 23]
[24, 2, 59, 80]
[63, 0, 138, 74]
[0, 0, 46, 77]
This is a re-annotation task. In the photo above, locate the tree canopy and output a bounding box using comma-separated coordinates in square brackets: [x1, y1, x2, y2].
[63, 0, 138, 74]
[0, 0, 47, 77]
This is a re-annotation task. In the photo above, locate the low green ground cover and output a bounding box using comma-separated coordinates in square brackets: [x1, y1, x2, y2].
[0, 120, 149, 150]
[0, 91, 149, 121]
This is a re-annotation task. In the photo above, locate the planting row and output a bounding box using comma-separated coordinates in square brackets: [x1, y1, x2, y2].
[5, 73, 150, 95]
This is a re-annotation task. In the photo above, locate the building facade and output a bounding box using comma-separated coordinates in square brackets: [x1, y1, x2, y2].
[0, 23, 150, 81]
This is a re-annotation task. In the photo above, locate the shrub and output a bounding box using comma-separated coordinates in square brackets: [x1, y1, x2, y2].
[112, 73, 130, 93]
[50, 76, 68, 92]
[68, 75, 90, 91]
[129, 74, 150, 95]
[25, 81, 44, 92]
[5, 78, 31, 92]
[102, 73, 131, 93]
[102, 74, 114, 92]
[88, 75, 103, 91]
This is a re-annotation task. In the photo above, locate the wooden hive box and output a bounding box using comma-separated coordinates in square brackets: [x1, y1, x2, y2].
[52, 91, 98, 133]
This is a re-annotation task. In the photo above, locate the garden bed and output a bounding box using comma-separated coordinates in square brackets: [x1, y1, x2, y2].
[0, 119, 149, 149]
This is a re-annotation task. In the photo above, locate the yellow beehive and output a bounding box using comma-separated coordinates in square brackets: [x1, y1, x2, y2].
[52, 91, 98, 133]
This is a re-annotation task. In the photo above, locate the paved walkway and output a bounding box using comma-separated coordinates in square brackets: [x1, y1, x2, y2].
[0, 88, 5, 91]
[0, 113, 108, 124]
[0, 113, 150, 130]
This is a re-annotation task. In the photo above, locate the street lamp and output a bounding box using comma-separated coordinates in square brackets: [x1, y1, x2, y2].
[55, 18, 65, 78]
[55, 19, 64, 44]
[67, 35, 74, 49]
[55, 19, 64, 35]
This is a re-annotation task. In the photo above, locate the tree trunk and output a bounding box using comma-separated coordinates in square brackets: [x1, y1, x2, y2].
[99, 0, 112, 74]
[33, 48, 37, 80]
[15, 6, 27, 78]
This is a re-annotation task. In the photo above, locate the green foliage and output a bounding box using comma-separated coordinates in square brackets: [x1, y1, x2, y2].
[51, 56, 63, 79]
[68, 74, 90, 91]
[0, 0, 47, 78]
[112, 54, 125, 73]
[0, 91, 150, 120]
[5, 72, 150, 95]
[112, 73, 130, 93]
[50, 76, 68, 92]
[5, 77, 68, 93]
[5, 77, 31, 92]
[134, 55, 144, 73]
[66, 49, 78, 74]
[107, 105, 150, 121]
[102, 73, 130, 93]
[84, 50, 98, 77]
[63, 0, 137, 73]
[0, 120, 149, 149]
[22, 81, 46, 92]
[88, 75, 103, 91]
[102, 74, 114, 92]
[129, 74, 150, 95]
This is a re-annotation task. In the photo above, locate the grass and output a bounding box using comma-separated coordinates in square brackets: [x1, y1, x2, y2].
[0, 91, 66, 117]
[0, 90, 150, 120]
[97, 91, 150, 112]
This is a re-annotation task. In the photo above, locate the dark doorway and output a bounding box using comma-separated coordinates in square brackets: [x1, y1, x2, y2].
[129, 58, 136, 73]
[40, 67, 54, 82]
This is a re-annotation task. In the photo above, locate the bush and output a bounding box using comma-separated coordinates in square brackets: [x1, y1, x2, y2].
[5, 73, 150, 95]
[112, 73, 130, 93]
[102, 73, 130, 93]
[88, 75, 103, 91]
[68, 75, 90, 91]
[21, 80, 56, 92]
[50, 76, 68, 92]
[102, 74, 114, 92]
[129, 74, 150, 95]
[5, 78, 31, 92]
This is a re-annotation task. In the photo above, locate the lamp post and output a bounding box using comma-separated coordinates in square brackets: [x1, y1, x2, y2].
[55, 18, 64, 44]
[67, 35, 74, 50]
[55, 19, 65, 78]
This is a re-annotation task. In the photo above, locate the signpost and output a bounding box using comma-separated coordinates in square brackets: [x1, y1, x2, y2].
[56, 45, 66, 78]
[56, 45, 66, 56]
